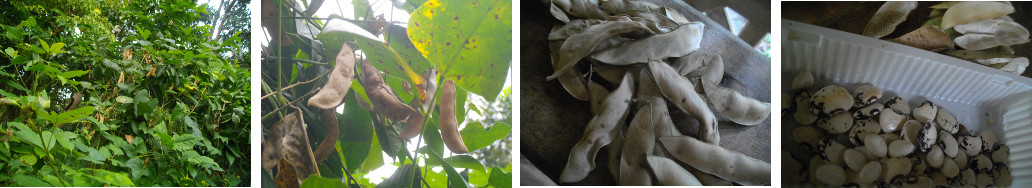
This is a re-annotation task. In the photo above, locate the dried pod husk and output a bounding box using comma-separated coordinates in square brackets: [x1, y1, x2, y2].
[645, 156, 703, 186]
[439, 80, 468, 154]
[975, 57, 1029, 75]
[863, 1, 918, 38]
[521, 155, 558, 186]
[670, 52, 724, 84]
[889, 25, 954, 52]
[278, 111, 320, 181]
[697, 78, 771, 126]
[619, 99, 659, 185]
[646, 61, 719, 144]
[587, 81, 609, 115]
[941, 1, 1015, 29]
[659, 136, 771, 186]
[548, 30, 589, 101]
[308, 44, 356, 109]
[590, 22, 704, 65]
[358, 59, 417, 122]
[312, 109, 339, 162]
[546, 18, 653, 81]
[944, 46, 1017, 61]
[559, 73, 634, 183]
[954, 19, 1030, 50]
[548, 0, 610, 21]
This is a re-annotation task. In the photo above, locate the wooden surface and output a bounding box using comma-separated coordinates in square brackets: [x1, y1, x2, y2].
[782, 1, 1032, 78]
[520, 0, 771, 185]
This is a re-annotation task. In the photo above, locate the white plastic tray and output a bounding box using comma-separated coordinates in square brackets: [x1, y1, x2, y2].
[782, 20, 1032, 183]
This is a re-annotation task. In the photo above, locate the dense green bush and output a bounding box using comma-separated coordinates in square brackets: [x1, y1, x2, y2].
[0, 0, 250, 186]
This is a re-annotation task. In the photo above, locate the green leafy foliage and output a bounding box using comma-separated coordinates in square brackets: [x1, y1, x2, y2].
[0, 0, 250, 186]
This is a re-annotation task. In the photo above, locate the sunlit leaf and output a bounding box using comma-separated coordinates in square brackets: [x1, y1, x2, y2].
[487, 167, 511, 188]
[427, 151, 470, 188]
[407, 0, 512, 99]
[443, 155, 484, 172]
[171, 134, 203, 151]
[115, 96, 133, 103]
[459, 122, 510, 152]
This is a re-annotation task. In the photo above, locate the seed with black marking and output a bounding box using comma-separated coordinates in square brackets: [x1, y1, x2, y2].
[853, 84, 882, 107]
[811, 85, 853, 115]
[913, 101, 937, 124]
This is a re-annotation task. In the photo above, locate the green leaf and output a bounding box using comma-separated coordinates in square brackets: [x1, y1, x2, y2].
[78, 168, 136, 186]
[155, 132, 174, 150]
[182, 150, 223, 171]
[359, 131, 384, 174]
[385, 24, 432, 77]
[376, 164, 419, 188]
[338, 92, 375, 173]
[407, 0, 512, 99]
[401, 0, 429, 12]
[125, 157, 147, 179]
[319, 19, 425, 84]
[294, 49, 310, 61]
[427, 151, 470, 188]
[39, 106, 95, 125]
[420, 114, 444, 155]
[40, 130, 55, 151]
[488, 167, 511, 188]
[19, 154, 37, 165]
[443, 155, 485, 172]
[116, 96, 134, 103]
[171, 134, 203, 151]
[300, 175, 349, 188]
[12, 123, 44, 150]
[54, 131, 76, 150]
[352, 0, 371, 19]
[49, 42, 66, 54]
[460, 122, 510, 152]
[59, 70, 89, 79]
[14, 174, 51, 187]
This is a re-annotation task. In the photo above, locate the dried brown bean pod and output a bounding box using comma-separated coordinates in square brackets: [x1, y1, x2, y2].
[863, 1, 918, 38]
[619, 103, 656, 185]
[590, 23, 704, 65]
[646, 61, 719, 144]
[358, 59, 417, 122]
[279, 111, 320, 181]
[308, 44, 356, 109]
[670, 52, 724, 84]
[439, 80, 468, 154]
[659, 136, 771, 186]
[559, 73, 634, 183]
[311, 109, 339, 162]
[698, 78, 771, 126]
[546, 19, 653, 81]
[646, 156, 703, 186]
[548, 29, 590, 101]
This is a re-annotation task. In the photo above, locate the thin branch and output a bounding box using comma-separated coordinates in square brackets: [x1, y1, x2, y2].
[261, 70, 329, 100]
